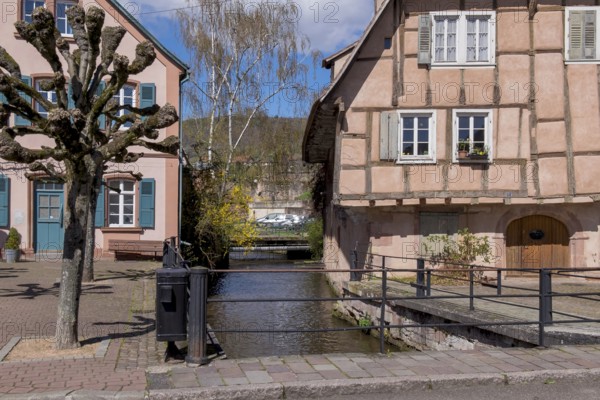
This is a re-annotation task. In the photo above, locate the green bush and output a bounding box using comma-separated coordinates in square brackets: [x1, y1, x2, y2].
[5, 228, 21, 250]
[306, 218, 324, 260]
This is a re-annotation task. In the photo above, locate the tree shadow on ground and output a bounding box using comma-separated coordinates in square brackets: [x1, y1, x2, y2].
[0, 266, 28, 279]
[0, 283, 114, 299]
[88, 315, 156, 342]
[95, 269, 155, 282]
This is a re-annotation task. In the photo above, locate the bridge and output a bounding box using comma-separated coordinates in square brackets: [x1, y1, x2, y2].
[230, 228, 311, 259]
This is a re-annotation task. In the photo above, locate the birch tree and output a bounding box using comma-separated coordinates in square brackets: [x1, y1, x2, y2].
[0, 6, 179, 349]
[179, 0, 315, 196]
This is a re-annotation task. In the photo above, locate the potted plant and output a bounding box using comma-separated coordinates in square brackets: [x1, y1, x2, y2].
[4, 227, 22, 263]
[457, 139, 469, 159]
[468, 146, 489, 160]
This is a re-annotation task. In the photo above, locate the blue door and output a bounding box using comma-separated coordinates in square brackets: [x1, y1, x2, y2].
[34, 182, 64, 253]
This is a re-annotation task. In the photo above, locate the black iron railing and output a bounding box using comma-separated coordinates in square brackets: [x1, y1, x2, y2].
[169, 247, 600, 365]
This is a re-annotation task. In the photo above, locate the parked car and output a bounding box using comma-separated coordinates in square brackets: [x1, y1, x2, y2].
[256, 213, 285, 225]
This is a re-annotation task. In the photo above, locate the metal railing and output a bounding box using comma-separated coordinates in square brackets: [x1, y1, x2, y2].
[177, 249, 600, 365]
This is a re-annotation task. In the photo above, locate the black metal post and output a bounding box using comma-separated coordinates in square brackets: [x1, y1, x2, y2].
[186, 267, 209, 365]
[162, 241, 169, 268]
[497, 269, 502, 296]
[426, 270, 431, 297]
[469, 267, 475, 311]
[416, 258, 425, 298]
[380, 260, 387, 354]
[539, 268, 553, 348]
[351, 249, 359, 281]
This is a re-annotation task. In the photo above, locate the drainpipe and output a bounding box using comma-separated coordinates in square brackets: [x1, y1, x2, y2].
[178, 70, 191, 242]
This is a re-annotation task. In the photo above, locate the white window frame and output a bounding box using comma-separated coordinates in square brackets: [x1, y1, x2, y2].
[112, 83, 137, 129]
[55, 0, 77, 37]
[23, 0, 46, 24]
[397, 110, 437, 164]
[35, 79, 57, 119]
[565, 7, 600, 63]
[452, 109, 494, 163]
[108, 180, 136, 228]
[430, 11, 496, 67]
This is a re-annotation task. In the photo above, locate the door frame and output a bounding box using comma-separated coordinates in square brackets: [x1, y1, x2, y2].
[33, 181, 65, 254]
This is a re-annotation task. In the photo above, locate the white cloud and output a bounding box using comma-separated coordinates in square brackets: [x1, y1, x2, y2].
[117, 0, 373, 55]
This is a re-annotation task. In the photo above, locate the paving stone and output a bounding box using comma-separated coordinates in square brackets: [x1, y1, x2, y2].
[222, 377, 250, 386]
[313, 364, 339, 372]
[244, 371, 274, 384]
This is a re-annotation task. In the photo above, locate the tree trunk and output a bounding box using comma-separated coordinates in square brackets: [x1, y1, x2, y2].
[55, 159, 101, 349]
[82, 176, 102, 283]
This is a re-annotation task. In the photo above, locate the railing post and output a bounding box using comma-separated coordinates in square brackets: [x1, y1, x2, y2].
[469, 266, 475, 311]
[186, 267, 209, 365]
[351, 249, 359, 282]
[416, 258, 425, 298]
[539, 268, 553, 347]
[162, 241, 169, 268]
[380, 260, 387, 354]
[497, 269, 502, 296]
[426, 270, 431, 297]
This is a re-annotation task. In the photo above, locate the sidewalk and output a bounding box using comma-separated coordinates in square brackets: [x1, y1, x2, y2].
[1, 261, 600, 399]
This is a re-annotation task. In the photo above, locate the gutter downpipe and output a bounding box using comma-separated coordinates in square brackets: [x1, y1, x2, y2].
[178, 70, 191, 242]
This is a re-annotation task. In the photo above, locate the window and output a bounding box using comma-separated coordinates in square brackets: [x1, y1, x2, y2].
[108, 180, 135, 227]
[56, 0, 76, 36]
[112, 84, 136, 128]
[23, 0, 45, 24]
[35, 79, 57, 119]
[452, 110, 493, 163]
[566, 8, 599, 61]
[399, 112, 436, 162]
[420, 11, 496, 66]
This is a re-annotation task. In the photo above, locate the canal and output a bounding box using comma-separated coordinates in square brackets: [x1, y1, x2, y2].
[207, 260, 398, 359]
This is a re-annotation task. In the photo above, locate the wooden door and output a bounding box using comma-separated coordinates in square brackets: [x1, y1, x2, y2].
[506, 216, 569, 275]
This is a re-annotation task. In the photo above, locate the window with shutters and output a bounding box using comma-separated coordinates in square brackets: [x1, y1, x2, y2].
[112, 83, 137, 129]
[566, 8, 599, 62]
[380, 111, 436, 164]
[399, 112, 436, 163]
[35, 79, 57, 119]
[419, 11, 496, 67]
[108, 179, 135, 227]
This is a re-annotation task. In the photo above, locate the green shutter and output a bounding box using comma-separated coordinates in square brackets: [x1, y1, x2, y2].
[570, 10, 597, 60]
[95, 183, 105, 228]
[380, 111, 399, 161]
[68, 84, 75, 109]
[96, 81, 106, 128]
[139, 83, 155, 121]
[15, 76, 31, 126]
[139, 178, 155, 228]
[417, 15, 432, 65]
[0, 176, 8, 227]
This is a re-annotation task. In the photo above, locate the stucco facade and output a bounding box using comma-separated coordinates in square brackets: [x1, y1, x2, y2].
[0, 0, 187, 256]
[304, 0, 600, 280]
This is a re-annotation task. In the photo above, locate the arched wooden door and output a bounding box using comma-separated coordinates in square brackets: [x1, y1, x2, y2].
[506, 216, 570, 275]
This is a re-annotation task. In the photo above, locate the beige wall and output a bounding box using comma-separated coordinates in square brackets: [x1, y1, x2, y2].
[331, 2, 600, 202]
[0, 0, 183, 252]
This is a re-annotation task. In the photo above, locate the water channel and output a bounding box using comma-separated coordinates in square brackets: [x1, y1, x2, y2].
[207, 260, 398, 359]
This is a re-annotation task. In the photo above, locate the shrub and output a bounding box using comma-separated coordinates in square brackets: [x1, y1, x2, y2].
[306, 218, 324, 260]
[5, 228, 22, 250]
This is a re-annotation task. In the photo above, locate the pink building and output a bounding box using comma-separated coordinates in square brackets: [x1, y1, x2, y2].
[304, 0, 600, 280]
[0, 0, 188, 257]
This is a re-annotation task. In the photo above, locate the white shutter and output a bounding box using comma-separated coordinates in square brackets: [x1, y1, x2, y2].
[418, 15, 432, 65]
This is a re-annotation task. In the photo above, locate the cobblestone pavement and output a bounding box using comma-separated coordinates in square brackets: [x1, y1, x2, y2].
[147, 345, 600, 391]
[0, 259, 165, 395]
[2, 261, 600, 399]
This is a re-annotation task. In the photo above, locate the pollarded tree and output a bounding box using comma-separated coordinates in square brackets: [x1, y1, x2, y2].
[0, 6, 179, 349]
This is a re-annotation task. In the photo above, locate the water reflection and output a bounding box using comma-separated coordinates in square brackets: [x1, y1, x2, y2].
[207, 261, 398, 359]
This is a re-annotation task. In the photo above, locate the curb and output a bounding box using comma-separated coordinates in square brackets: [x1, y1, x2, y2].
[146, 368, 600, 400]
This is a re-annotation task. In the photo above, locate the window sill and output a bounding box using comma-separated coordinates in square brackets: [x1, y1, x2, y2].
[396, 158, 437, 165]
[455, 158, 491, 164]
[565, 60, 600, 64]
[14, 32, 75, 42]
[430, 63, 496, 69]
[100, 227, 144, 233]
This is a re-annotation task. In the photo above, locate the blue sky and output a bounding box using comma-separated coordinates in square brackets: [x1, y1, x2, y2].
[116, 0, 373, 117]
